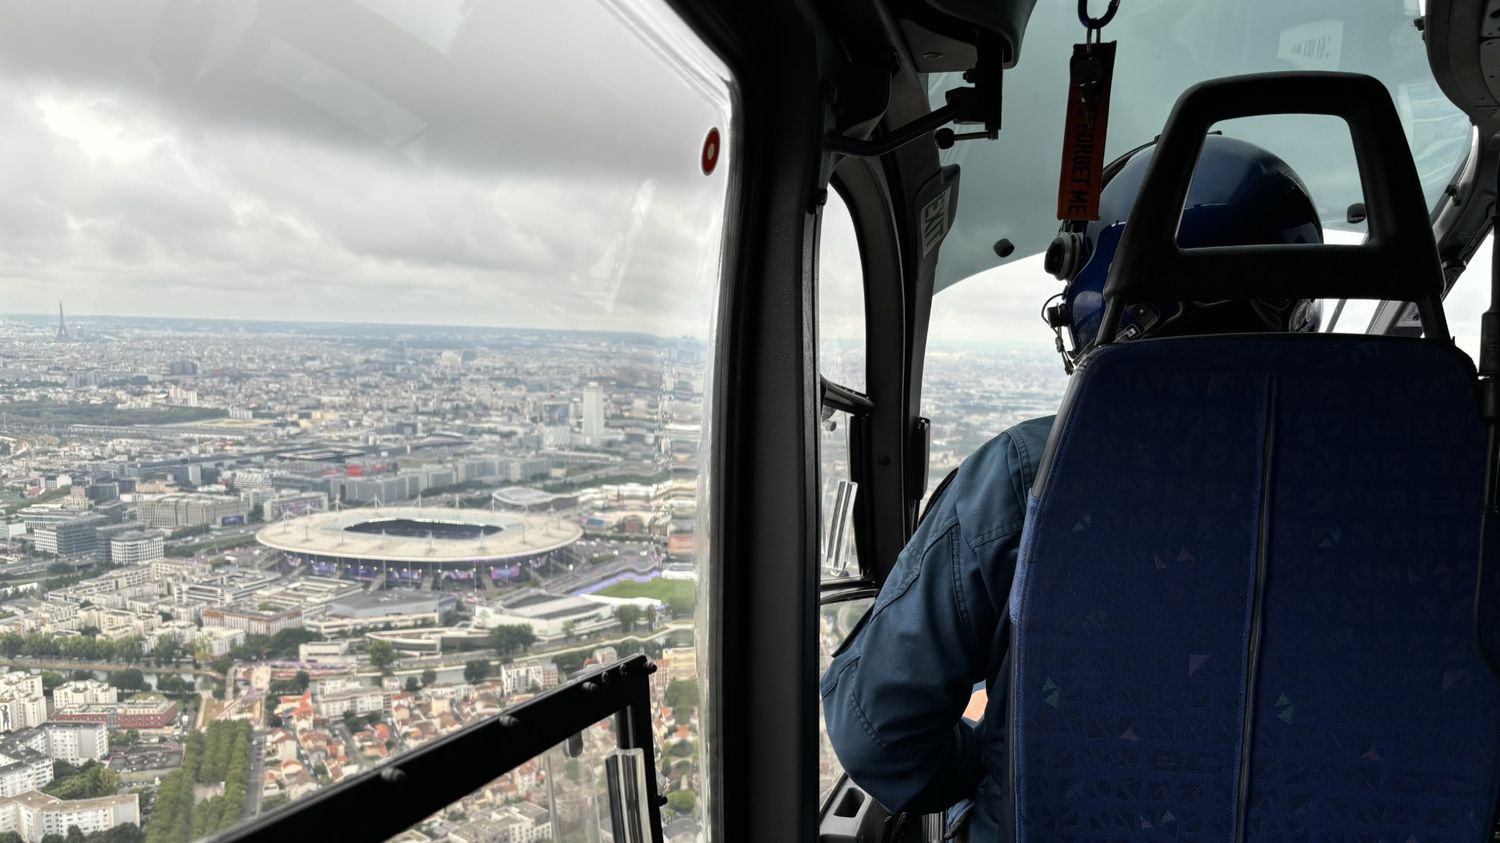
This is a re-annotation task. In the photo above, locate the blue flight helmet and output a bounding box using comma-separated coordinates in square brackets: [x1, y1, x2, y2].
[1042, 135, 1324, 372]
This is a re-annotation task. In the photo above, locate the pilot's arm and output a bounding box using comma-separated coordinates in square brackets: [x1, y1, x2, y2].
[820, 425, 1039, 814]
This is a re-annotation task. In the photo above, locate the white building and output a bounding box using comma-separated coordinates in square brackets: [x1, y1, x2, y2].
[0, 675, 44, 734]
[314, 688, 386, 719]
[134, 493, 249, 530]
[474, 593, 616, 642]
[16, 722, 108, 765]
[297, 640, 354, 667]
[0, 791, 139, 842]
[195, 627, 246, 658]
[107, 531, 164, 566]
[52, 681, 117, 710]
[581, 383, 605, 445]
[499, 660, 560, 696]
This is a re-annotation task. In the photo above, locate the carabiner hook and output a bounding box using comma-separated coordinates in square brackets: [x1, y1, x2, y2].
[1078, 0, 1120, 31]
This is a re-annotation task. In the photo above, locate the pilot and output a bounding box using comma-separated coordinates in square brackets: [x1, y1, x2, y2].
[820, 134, 1325, 840]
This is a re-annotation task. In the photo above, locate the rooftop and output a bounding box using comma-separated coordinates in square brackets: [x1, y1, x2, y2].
[255, 506, 580, 564]
[330, 590, 451, 614]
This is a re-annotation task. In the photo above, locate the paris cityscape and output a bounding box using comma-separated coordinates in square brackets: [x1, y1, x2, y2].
[0, 307, 1068, 843]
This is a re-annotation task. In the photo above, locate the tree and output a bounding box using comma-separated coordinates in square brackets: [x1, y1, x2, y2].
[40, 671, 64, 692]
[106, 669, 146, 692]
[111, 636, 143, 664]
[645, 605, 658, 629]
[665, 679, 699, 714]
[488, 624, 537, 656]
[106, 825, 143, 843]
[666, 789, 696, 816]
[153, 636, 182, 665]
[420, 668, 436, 687]
[404, 676, 419, 692]
[552, 651, 585, 676]
[70, 670, 91, 681]
[266, 628, 320, 659]
[616, 605, 640, 632]
[43, 761, 121, 799]
[367, 639, 396, 672]
[157, 675, 191, 695]
[463, 660, 493, 683]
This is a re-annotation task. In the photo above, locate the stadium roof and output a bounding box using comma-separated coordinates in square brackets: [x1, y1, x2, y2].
[255, 506, 581, 564]
[492, 487, 572, 507]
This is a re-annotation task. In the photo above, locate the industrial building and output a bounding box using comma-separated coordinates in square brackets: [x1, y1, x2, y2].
[32, 515, 107, 559]
[473, 593, 618, 642]
[134, 493, 251, 529]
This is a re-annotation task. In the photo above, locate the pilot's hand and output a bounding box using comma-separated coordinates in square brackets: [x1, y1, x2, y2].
[963, 688, 987, 722]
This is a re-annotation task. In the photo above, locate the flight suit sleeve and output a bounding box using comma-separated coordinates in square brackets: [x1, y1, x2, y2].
[819, 430, 1031, 814]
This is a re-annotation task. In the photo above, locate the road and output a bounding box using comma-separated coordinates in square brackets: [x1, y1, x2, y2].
[246, 733, 266, 817]
[330, 722, 361, 769]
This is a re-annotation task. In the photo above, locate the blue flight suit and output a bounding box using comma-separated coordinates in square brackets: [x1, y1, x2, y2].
[820, 415, 1055, 842]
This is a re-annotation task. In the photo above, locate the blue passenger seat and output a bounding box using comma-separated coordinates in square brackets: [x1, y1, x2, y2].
[1007, 72, 1500, 840]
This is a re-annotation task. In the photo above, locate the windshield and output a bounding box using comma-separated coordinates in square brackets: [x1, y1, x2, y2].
[932, 0, 1471, 293]
[0, 1, 731, 841]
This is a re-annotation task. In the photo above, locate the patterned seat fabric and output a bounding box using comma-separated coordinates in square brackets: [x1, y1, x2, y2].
[1008, 334, 1500, 841]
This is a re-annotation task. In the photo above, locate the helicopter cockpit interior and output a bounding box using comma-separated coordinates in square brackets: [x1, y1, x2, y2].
[3, 0, 1500, 841]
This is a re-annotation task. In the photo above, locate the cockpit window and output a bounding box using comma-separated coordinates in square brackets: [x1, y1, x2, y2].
[1443, 233, 1491, 363]
[0, 0, 731, 840]
[931, 0, 1468, 294]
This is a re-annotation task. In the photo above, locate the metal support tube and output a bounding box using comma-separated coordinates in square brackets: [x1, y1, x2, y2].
[1474, 150, 1500, 682]
[825, 104, 956, 158]
[221, 656, 663, 843]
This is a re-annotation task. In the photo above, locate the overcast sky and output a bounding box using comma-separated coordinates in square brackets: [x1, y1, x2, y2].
[0, 0, 1482, 351]
[0, 0, 730, 337]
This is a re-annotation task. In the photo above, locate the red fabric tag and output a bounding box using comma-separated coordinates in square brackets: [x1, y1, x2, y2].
[1056, 41, 1116, 221]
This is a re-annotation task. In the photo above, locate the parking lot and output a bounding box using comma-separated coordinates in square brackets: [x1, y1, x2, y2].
[108, 743, 184, 774]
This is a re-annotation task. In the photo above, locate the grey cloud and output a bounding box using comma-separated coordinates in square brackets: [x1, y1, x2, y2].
[0, 0, 724, 185]
[0, 0, 733, 336]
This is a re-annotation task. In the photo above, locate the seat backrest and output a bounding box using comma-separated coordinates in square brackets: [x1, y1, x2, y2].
[1010, 334, 1499, 838]
[1007, 72, 1500, 840]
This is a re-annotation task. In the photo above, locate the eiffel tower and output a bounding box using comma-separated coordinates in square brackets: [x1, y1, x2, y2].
[55, 302, 69, 341]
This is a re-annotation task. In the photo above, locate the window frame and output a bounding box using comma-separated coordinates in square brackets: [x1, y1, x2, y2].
[222, 656, 664, 843]
[815, 176, 877, 588]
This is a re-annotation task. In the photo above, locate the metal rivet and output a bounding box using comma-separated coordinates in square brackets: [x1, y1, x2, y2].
[381, 768, 406, 784]
[498, 715, 519, 728]
[583, 681, 600, 693]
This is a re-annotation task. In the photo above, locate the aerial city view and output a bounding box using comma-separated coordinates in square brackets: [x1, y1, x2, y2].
[0, 310, 716, 843]
[0, 306, 1070, 843]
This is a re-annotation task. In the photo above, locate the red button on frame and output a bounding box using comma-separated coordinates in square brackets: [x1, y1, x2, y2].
[701, 128, 721, 175]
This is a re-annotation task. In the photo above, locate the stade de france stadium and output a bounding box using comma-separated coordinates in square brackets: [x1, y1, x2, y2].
[254, 506, 583, 585]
